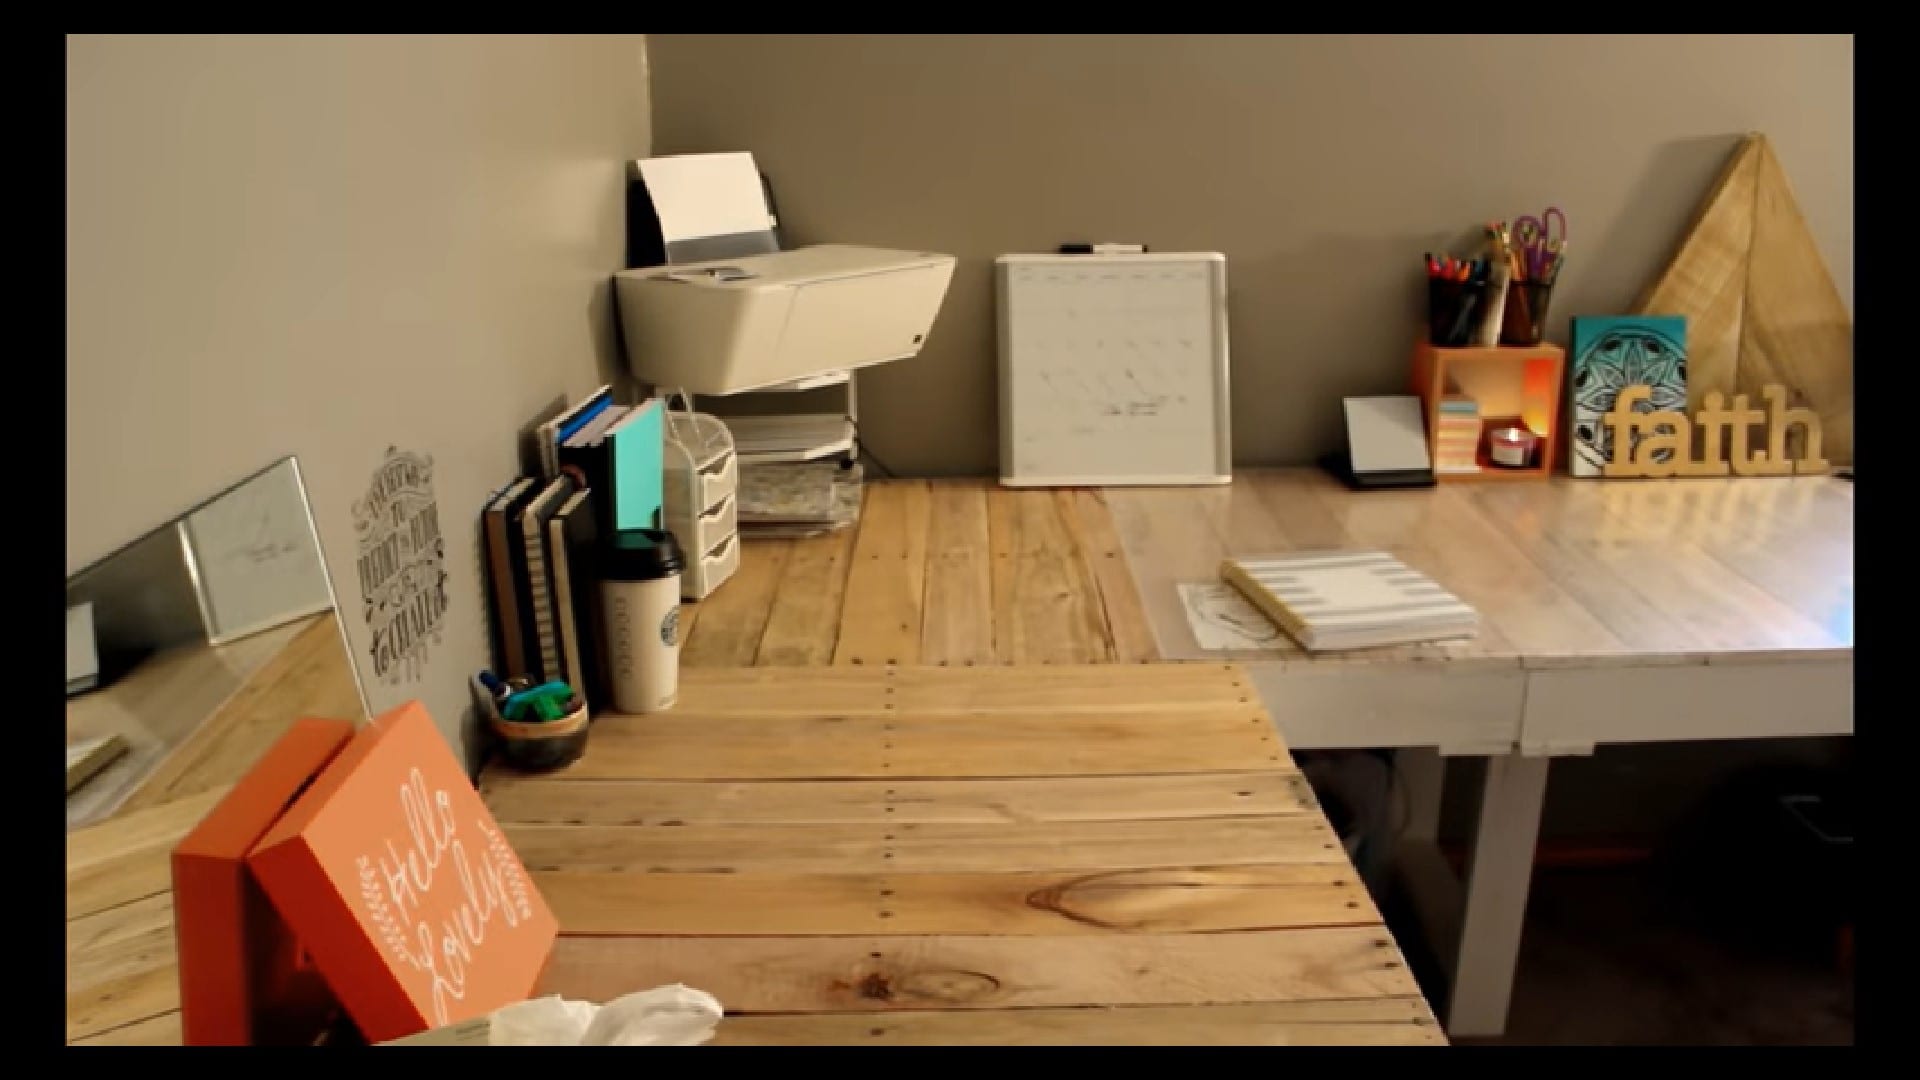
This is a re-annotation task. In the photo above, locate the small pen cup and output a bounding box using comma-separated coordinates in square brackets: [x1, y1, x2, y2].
[1429, 278, 1489, 347]
[1499, 281, 1554, 346]
[491, 701, 591, 772]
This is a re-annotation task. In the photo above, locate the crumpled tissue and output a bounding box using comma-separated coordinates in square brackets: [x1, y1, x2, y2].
[487, 984, 723, 1046]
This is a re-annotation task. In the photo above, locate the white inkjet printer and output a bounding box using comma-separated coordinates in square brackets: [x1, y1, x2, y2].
[614, 152, 956, 395]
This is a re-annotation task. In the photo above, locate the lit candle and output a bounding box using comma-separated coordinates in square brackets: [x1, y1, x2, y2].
[1488, 425, 1539, 468]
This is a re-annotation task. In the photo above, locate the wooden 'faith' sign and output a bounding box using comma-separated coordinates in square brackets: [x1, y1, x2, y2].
[1601, 383, 1830, 478]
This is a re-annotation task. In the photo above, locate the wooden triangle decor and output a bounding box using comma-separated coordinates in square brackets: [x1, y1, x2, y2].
[1638, 133, 1853, 465]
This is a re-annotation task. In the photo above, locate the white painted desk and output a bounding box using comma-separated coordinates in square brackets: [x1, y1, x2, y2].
[1105, 468, 1853, 1036]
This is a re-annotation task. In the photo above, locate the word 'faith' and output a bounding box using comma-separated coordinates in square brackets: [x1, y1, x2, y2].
[1602, 384, 1829, 478]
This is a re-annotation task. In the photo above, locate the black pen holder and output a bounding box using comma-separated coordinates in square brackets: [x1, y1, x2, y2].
[472, 672, 591, 772]
[492, 703, 591, 772]
[1428, 278, 1490, 347]
[1499, 281, 1554, 346]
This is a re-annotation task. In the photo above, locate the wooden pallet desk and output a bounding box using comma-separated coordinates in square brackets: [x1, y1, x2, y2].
[1101, 467, 1853, 1035]
[679, 472, 1851, 1037]
[480, 664, 1444, 1046]
[67, 789, 225, 1044]
[68, 471, 1848, 1044]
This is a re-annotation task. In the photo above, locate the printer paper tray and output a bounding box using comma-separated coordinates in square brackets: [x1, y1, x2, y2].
[727, 414, 855, 465]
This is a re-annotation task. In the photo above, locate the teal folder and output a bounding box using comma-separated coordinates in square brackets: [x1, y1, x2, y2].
[607, 397, 664, 533]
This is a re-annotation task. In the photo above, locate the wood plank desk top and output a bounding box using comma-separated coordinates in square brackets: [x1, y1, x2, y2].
[66, 614, 359, 829]
[481, 665, 1443, 1046]
[67, 789, 223, 1044]
[1105, 467, 1851, 670]
[681, 470, 1850, 672]
[65, 616, 364, 1045]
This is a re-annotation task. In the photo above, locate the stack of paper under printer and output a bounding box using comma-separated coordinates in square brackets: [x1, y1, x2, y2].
[612, 151, 955, 544]
[735, 461, 863, 539]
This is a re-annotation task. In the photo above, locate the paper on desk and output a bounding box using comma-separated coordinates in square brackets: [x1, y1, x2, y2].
[635, 152, 773, 244]
[1179, 582, 1285, 650]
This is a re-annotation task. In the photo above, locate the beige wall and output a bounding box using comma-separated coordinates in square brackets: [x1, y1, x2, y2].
[649, 34, 1853, 475]
[67, 35, 651, 759]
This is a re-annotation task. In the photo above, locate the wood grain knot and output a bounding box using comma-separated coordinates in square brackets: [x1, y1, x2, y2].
[896, 969, 1005, 1004]
[1024, 868, 1187, 930]
[856, 972, 894, 1001]
[847, 967, 1006, 1006]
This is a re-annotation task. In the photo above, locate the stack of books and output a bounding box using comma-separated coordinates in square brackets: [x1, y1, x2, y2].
[1221, 550, 1478, 653]
[1433, 394, 1483, 475]
[487, 388, 667, 708]
[483, 475, 603, 707]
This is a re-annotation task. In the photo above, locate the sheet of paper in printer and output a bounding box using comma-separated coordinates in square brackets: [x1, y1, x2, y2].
[636, 151, 776, 244]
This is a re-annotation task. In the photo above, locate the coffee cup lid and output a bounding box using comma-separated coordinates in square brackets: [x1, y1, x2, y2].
[600, 527, 685, 581]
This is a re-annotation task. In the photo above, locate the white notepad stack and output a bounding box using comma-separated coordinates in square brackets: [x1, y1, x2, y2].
[1221, 550, 1478, 652]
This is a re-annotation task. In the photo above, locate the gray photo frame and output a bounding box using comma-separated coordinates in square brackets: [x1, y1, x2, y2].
[178, 456, 338, 646]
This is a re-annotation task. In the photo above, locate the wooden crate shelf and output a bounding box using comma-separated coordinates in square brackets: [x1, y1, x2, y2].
[1410, 342, 1566, 482]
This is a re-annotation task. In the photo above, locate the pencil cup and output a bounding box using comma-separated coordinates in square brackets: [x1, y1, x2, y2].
[1499, 281, 1554, 346]
[1428, 278, 1489, 347]
[491, 702, 591, 772]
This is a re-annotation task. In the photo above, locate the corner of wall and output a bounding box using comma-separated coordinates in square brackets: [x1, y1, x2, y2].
[637, 35, 653, 157]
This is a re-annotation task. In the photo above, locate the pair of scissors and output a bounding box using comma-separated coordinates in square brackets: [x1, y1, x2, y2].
[1511, 207, 1568, 281]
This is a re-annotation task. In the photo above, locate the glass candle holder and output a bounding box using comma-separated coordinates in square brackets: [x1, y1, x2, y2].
[1488, 425, 1540, 468]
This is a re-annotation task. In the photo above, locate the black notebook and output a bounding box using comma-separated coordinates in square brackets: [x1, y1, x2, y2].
[548, 488, 606, 708]
[482, 478, 538, 678]
[518, 475, 577, 684]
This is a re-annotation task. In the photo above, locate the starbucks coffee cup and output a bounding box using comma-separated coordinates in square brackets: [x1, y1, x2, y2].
[601, 528, 684, 714]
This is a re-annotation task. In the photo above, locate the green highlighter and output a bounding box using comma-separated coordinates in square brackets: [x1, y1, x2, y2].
[503, 681, 575, 722]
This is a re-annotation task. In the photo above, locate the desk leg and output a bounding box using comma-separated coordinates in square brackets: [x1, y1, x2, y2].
[1447, 751, 1550, 1037]
[1395, 747, 1446, 841]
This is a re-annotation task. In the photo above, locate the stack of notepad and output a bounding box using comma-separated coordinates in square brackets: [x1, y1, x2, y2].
[1221, 550, 1478, 652]
[736, 461, 863, 539]
[1433, 395, 1482, 475]
[66, 734, 127, 794]
[722, 410, 864, 539]
[726, 415, 856, 464]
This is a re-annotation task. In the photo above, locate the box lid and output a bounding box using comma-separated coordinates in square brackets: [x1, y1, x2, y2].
[173, 716, 357, 1046]
[248, 702, 557, 1043]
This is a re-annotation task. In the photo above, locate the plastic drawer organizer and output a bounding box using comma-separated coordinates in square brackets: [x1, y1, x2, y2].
[662, 402, 741, 600]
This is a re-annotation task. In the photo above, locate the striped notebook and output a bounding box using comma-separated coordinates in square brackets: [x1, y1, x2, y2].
[1221, 550, 1477, 652]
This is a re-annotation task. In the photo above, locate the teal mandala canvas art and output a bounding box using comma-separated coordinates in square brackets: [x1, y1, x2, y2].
[1569, 316, 1688, 477]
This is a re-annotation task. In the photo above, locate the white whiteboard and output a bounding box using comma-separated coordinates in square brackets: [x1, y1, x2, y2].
[180, 457, 336, 644]
[997, 252, 1231, 486]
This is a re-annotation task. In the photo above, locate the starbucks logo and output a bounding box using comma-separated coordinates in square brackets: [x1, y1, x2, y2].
[660, 606, 681, 647]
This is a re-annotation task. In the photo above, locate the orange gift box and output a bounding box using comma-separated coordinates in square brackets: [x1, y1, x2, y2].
[173, 717, 357, 1045]
[248, 701, 558, 1043]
